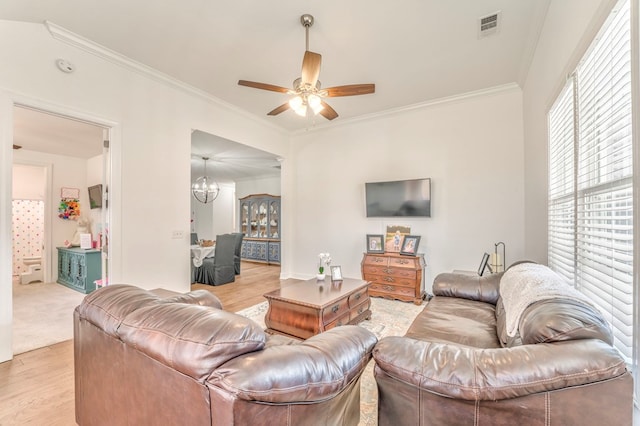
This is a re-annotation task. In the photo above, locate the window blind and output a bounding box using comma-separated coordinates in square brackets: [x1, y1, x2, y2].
[548, 82, 576, 284]
[548, 0, 633, 363]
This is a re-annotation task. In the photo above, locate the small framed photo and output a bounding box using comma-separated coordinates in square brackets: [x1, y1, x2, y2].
[366, 234, 384, 253]
[400, 235, 421, 255]
[330, 265, 343, 282]
[478, 252, 491, 276]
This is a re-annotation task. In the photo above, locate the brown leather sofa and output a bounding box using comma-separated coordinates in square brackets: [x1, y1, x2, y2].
[373, 263, 633, 425]
[74, 284, 377, 425]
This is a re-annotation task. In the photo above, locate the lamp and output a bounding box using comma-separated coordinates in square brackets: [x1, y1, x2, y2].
[192, 157, 219, 203]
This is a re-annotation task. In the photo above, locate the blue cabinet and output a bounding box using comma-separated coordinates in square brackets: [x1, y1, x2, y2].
[239, 194, 280, 264]
[57, 247, 102, 294]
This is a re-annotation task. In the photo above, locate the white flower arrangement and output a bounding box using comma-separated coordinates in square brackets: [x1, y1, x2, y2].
[318, 252, 332, 274]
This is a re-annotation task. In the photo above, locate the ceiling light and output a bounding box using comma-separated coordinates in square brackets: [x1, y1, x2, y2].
[308, 94, 324, 114]
[192, 157, 219, 203]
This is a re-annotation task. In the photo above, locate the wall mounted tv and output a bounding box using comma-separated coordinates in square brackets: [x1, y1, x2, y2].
[365, 178, 431, 217]
[88, 184, 102, 209]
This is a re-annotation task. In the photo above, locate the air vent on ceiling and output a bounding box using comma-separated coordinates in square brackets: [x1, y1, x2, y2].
[478, 11, 501, 38]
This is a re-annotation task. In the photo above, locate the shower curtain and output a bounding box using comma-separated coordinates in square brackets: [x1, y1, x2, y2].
[12, 199, 44, 275]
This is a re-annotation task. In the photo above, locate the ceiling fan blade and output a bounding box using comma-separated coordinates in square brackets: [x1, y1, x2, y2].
[319, 101, 338, 120]
[324, 84, 375, 97]
[238, 80, 291, 93]
[267, 103, 291, 116]
[300, 51, 322, 87]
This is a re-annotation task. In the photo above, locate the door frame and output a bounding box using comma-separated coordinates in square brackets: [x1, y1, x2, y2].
[0, 90, 122, 362]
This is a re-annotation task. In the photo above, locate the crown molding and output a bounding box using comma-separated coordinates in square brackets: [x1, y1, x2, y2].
[292, 82, 522, 136]
[44, 21, 286, 135]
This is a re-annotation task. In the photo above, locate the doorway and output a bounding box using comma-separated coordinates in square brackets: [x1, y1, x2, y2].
[11, 105, 110, 355]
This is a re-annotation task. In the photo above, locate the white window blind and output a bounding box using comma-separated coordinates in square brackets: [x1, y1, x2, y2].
[548, 82, 576, 284]
[548, 0, 633, 363]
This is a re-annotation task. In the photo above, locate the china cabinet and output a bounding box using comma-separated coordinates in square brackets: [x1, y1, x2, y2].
[239, 194, 280, 264]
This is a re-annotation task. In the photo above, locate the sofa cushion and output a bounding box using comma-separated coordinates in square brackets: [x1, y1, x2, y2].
[77, 284, 162, 337]
[117, 303, 266, 381]
[519, 299, 613, 345]
[406, 296, 501, 348]
[432, 272, 501, 305]
[495, 297, 522, 347]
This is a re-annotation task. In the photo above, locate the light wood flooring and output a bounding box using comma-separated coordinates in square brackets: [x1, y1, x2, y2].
[0, 262, 284, 425]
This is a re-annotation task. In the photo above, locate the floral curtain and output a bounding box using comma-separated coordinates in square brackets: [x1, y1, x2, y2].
[12, 199, 44, 275]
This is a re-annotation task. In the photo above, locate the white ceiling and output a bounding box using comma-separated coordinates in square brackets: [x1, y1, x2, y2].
[4, 1, 551, 179]
[1, 0, 550, 132]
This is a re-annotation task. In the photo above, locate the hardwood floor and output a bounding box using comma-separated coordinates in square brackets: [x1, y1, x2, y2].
[0, 262, 285, 425]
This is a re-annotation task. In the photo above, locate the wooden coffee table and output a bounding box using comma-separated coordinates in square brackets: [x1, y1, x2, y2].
[263, 278, 371, 339]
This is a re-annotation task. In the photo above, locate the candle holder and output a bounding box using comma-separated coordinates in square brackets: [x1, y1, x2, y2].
[492, 242, 506, 273]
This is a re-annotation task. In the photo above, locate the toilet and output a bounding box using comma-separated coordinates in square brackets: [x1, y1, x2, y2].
[20, 256, 43, 284]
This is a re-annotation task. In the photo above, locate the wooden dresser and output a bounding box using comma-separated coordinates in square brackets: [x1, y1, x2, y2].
[361, 252, 425, 304]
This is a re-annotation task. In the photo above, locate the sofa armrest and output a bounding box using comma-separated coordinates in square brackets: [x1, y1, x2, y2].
[432, 272, 502, 304]
[209, 325, 377, 403]
[373, 336, 628, 401]
[159, 289, 223, 309]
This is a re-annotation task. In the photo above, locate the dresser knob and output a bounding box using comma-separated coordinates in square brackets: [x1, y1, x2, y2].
[355, 293, 361, 300]
[332, 305, 339, 313]
[383, 276, 394, 282]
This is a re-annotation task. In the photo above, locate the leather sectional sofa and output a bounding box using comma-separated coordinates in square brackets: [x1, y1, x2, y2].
[74, 284, 377, 425]
[373, 262, 633, 425]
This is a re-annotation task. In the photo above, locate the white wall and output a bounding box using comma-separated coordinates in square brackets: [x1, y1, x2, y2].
[12, 164, 45, 200]
[191, 181, 235, 240]
[86, 154, 104, 238]
[0, 20, 288, 361]
[289, 86, 526, 290]
[522, 0, 617, 262]
[236, 175, 281, 199]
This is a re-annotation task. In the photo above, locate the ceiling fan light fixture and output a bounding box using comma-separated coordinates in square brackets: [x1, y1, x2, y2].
[307, 94, 323, 114]
[289, 95, 303, 110]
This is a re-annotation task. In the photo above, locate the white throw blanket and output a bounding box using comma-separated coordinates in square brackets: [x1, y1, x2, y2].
[500, 263, 595, 337]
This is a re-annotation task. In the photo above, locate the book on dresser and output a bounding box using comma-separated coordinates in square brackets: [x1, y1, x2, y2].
[361, 252, 426, 305]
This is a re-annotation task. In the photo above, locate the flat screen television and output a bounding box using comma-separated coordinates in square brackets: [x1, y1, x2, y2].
[88, 184, 102, 209]
[365, 178, 431, 217]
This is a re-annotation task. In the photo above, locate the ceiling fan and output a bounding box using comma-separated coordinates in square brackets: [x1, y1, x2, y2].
[238, 14, 375, 121]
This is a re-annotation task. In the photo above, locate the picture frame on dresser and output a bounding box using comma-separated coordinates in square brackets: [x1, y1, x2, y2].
[400, 235, 420, 255]
[330, 265, 343, 282]
[366, 234, 384, 253]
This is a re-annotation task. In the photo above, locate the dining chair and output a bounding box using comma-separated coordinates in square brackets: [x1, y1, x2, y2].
[194, 234, 235, 285]
[231, 233, 244, 274]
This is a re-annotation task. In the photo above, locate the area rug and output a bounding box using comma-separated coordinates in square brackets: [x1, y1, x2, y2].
[236, 297, 426, 426]
[12, 280, 86, 355]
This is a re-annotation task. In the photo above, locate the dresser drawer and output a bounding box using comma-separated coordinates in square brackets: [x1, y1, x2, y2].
[385, 267, 418, 279]
[389, 256, 419, 269]
[363, 255, 388, 267]
[370, 275, 415, 288]
[322, 297, 349, 325]
[370, 282, 416, 298]
[363, 264, 388, 275]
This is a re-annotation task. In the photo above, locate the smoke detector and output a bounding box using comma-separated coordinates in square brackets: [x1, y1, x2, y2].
[478, 11, 501, 38]
[56, 58, 75, 73]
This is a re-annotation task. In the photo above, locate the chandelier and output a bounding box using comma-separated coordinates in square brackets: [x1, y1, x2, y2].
[192, 157, 219, 203]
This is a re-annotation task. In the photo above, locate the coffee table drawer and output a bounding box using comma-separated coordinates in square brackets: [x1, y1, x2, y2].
[348, 288, 369, 308]
[322, 297, 349, 324]
[325, 312, 350, 331]
[350, 299, 371, 321]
